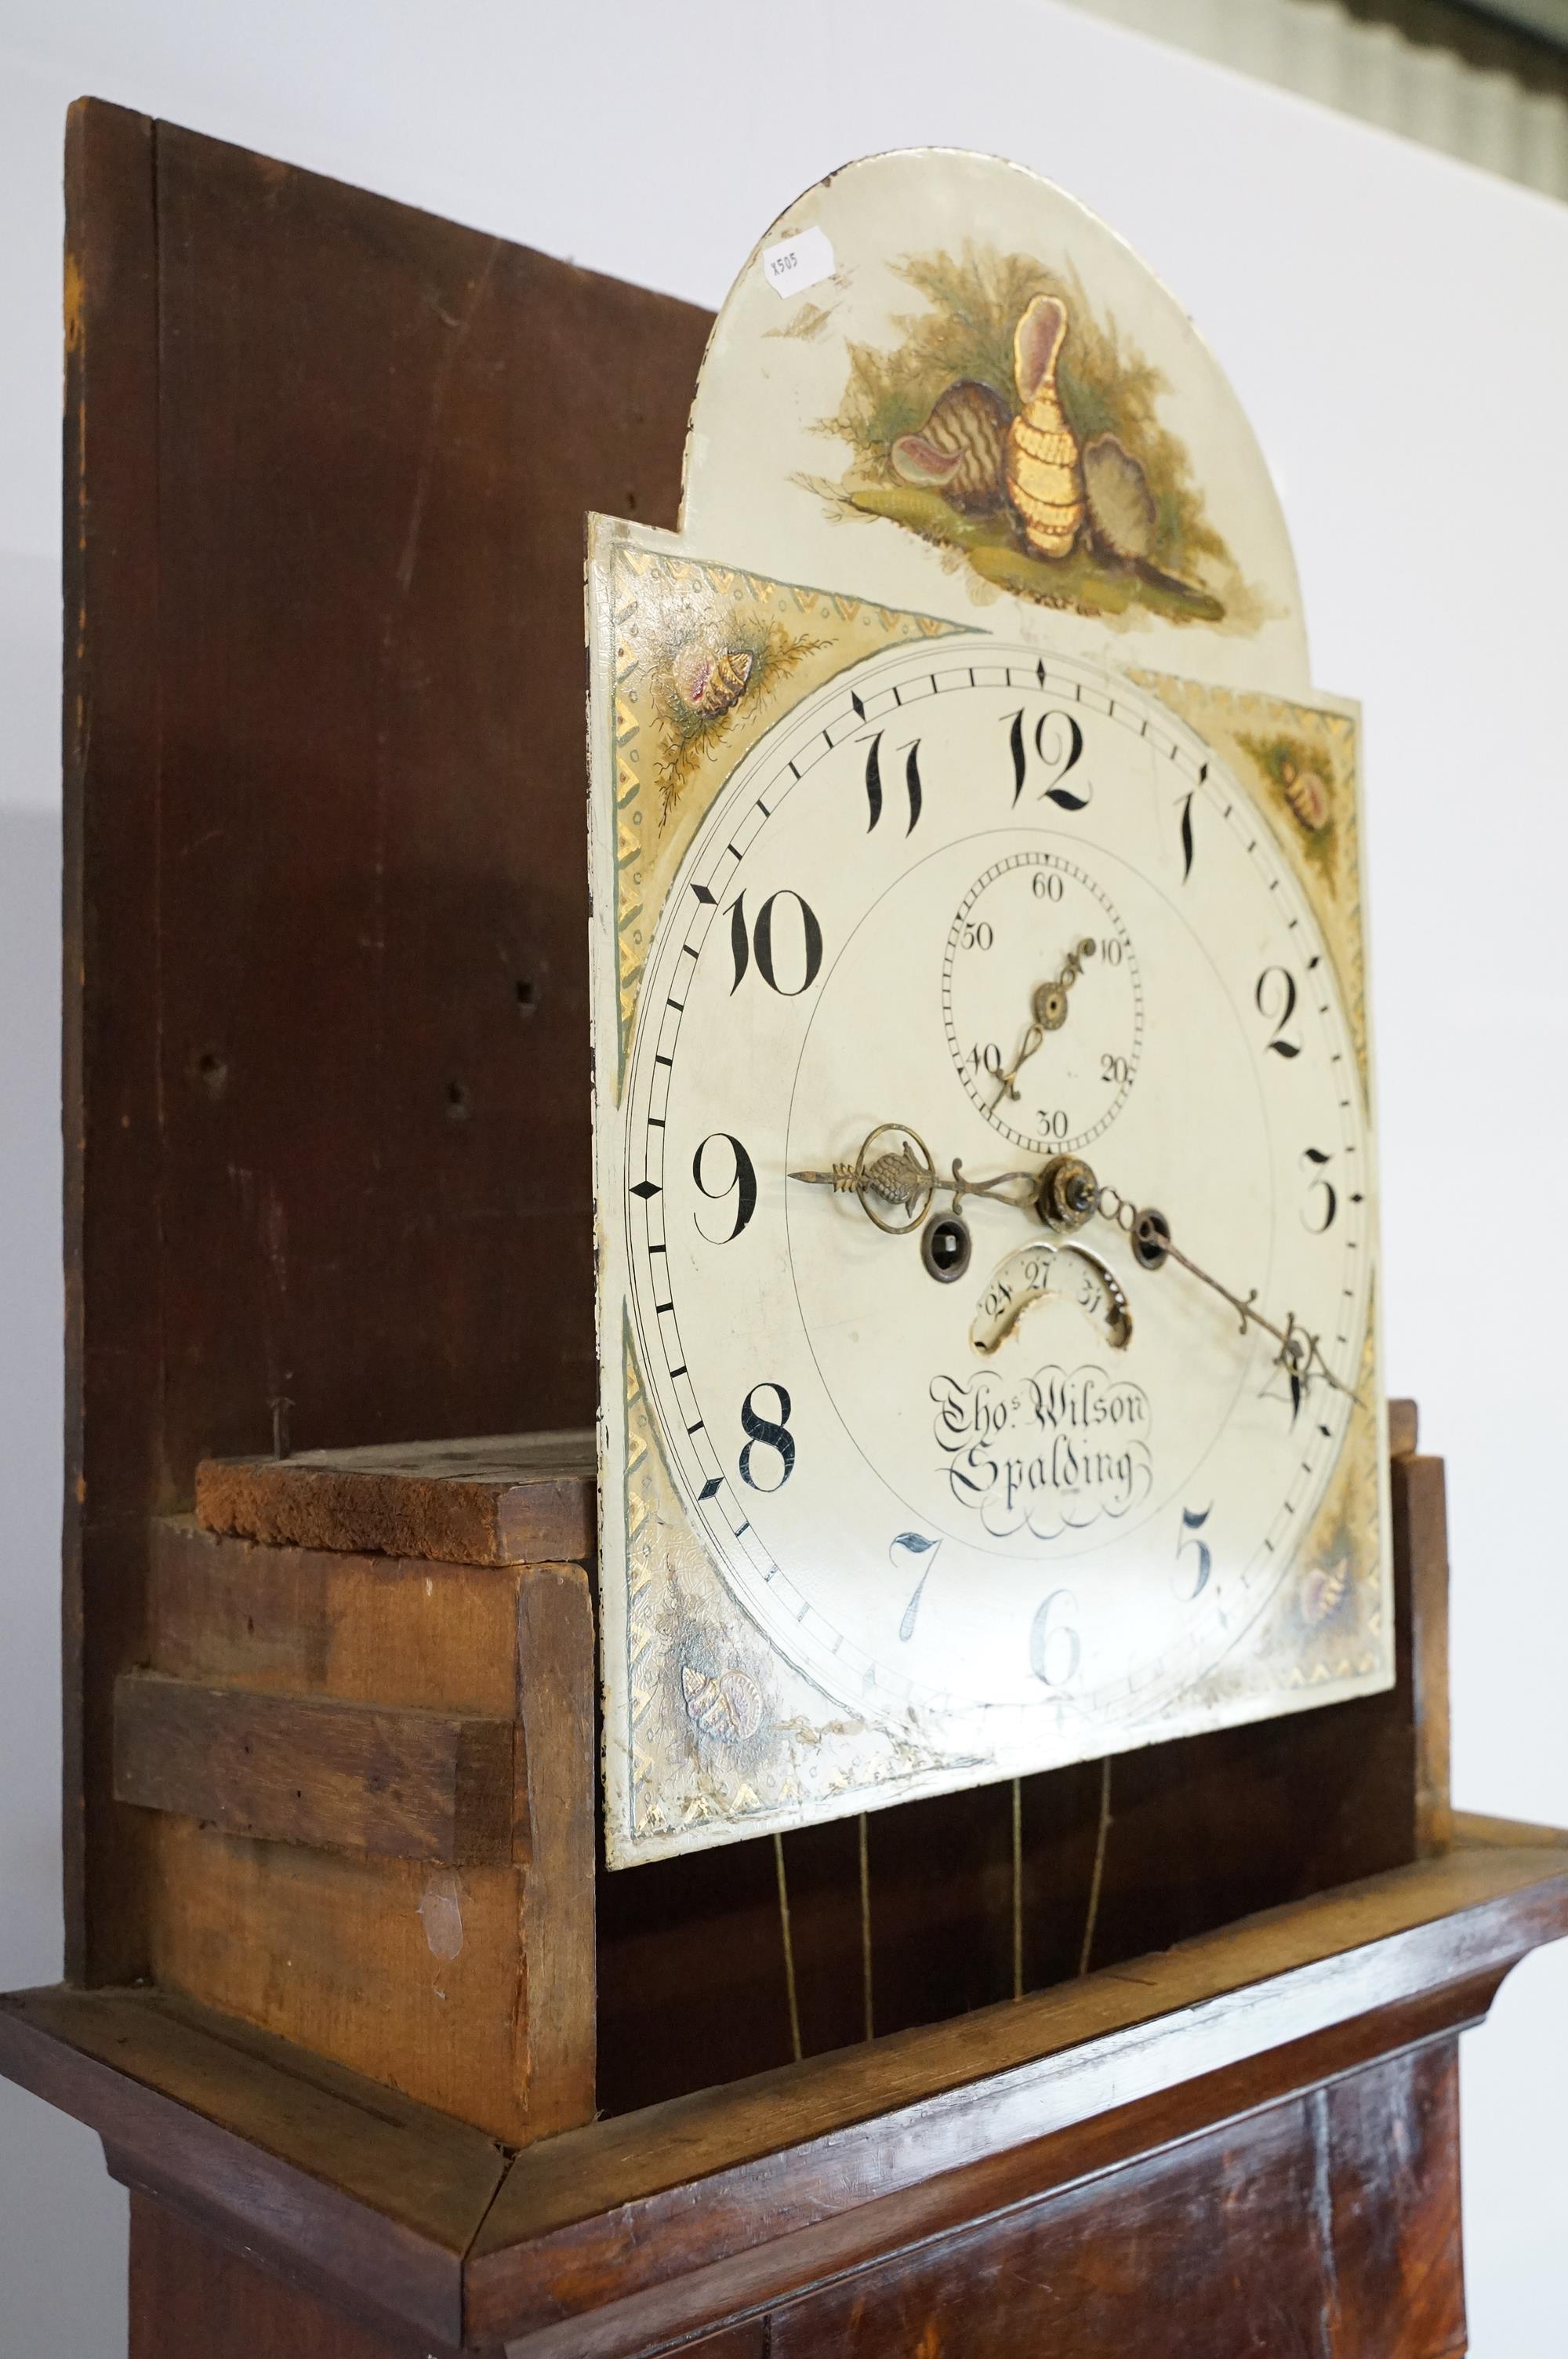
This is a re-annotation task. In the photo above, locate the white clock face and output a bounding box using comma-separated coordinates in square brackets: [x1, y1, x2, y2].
[614, 638, 1372, 1757]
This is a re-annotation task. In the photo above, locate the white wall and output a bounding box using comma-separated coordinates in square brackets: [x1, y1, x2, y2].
[2, 4, 1566, 2350]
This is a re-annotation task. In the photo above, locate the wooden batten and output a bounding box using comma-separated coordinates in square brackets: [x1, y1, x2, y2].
[113, 1673, 519, 1864]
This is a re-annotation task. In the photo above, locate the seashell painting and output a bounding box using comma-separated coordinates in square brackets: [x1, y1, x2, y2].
[822, 244, 1242, 628]
[681, 1662, 764, 1744]
[1239, 731, 1337, 860]
[1300, 1557, 1351, 1627]
[1005, 294, 1084, 559]
[671, 641, 753, 718]
[1281, 758, 1329, 833]
[649, 611, 827, 823]
[1083, 433, 1156, 565]
[891, 379, 1010, 513]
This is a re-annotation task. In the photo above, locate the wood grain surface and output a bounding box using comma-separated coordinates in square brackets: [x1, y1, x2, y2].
[1396, 1452, 1454, 1856]
[129, 2193, 438, 2359]
[9, 1828, 1562, 2354]
[62, 93, 707, 1984]
[196, 1432, 596, 1566]
[114, 1670, 517, 1863]
[147, 1516, 524, 1714]
[468, 1832, 1568, 2348]
[767, 2045, 1463, 2359]
[136, 1517, 594, 2143]
[0, 1984, 504, 2350]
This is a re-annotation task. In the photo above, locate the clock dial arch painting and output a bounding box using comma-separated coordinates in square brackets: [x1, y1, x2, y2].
[590, 151, 1390, 1868]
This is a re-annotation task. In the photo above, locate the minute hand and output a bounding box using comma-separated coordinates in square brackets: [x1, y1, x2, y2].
[1100, 1190, 1363, 1412]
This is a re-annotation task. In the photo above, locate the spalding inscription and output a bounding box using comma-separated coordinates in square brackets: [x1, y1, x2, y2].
[931, 1363, 1152, 1540]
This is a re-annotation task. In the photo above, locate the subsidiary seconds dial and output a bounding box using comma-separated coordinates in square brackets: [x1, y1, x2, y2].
[943, 851, 1142, 1153]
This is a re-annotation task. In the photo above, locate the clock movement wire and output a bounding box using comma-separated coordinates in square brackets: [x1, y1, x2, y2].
[858, 1813, 875, 2042]
[1011, 1779, 1025, 2002]
[1079, 1757, 1114, 1978]
[773, 1833, 803, 2063]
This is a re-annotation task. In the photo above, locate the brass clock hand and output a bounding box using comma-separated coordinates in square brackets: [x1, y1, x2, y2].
[792, 1129, 1361, 1411]
[991, 937, 1096, 1108]
[1090, 1183, 1363, 1412]
[789, 1121, 1041, 1233]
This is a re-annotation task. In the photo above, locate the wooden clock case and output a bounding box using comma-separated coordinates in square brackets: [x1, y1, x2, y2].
[5, 96, 1567, 2358]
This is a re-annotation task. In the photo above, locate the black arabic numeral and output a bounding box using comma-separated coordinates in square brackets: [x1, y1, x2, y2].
[1255, 965, 1301, 1059]
[1175, 765, 1204, 879]
[903, 741, 924, 834]
[1262, 1358, 1305, 1427]
[861, 732, 923, 834]
[738, 1382, 795, 1492]
[691, 1132, 758, 1243]
[1174, 1503, 1212, 1601]
[891, 1531, 942, 1641]
[1004, 707, 1090, 811]
[1301, 1146, 1338, 1234]
[722, 890, 824, 998]
[862, 731, 884, 831]
[1029, 1589, 1081, 1686]
[727, 892, 750, 994]
[1177, 791, 1196, 881]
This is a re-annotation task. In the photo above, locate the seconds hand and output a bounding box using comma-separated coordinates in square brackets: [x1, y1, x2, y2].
[991, 937, 1095, 1111]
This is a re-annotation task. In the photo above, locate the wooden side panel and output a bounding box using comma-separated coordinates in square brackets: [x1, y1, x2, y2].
[515, 1563, 597, 2138]
[63, 96, 164, 1984]
[1396, 1453, 1454, 1857]
[1327, 2044, 1465, 2353]
[768, 2045, 1465, 2359]
[129, 2192, 438, 2359]
[64, 96, 710, 1984]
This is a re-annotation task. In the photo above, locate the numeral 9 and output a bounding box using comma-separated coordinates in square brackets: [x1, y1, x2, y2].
[692, 1133, 757, 1242]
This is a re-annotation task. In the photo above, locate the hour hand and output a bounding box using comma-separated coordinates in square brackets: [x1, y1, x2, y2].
[791, 1122, 1091, 1235]
[789, 1123, 938, 1234]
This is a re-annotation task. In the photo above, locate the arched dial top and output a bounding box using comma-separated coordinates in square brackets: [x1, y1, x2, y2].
[612, 637, 1375, 1776]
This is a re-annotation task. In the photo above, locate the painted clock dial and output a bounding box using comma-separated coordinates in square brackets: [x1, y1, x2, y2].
[615, 637, 1373, 1748]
